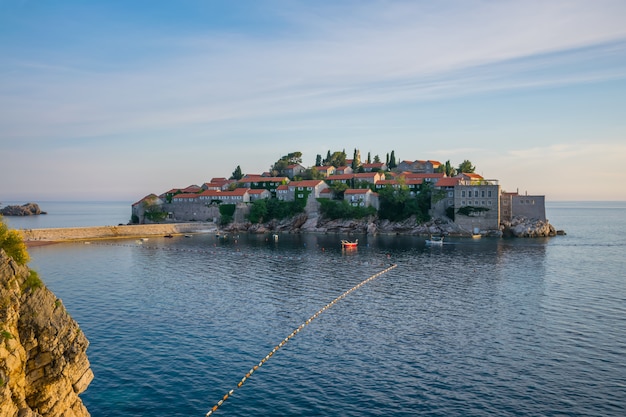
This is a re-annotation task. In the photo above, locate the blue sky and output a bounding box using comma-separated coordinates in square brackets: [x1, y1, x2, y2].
[1, 0, 626, 201]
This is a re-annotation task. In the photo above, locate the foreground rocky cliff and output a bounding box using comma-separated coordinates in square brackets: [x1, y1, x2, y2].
[0, 250, 92, 417]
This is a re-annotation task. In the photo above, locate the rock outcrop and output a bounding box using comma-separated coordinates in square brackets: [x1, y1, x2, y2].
[501, 216, 557, 237]
[0, 249, 92, 417]
[225, 212, 495, 237]
[0, 203, 46, 216]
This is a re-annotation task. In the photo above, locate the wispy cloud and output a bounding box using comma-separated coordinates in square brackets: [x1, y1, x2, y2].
[2, 0, 626, 144]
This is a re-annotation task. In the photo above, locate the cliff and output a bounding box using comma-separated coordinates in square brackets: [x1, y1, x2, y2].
[0, 250, 92, 417]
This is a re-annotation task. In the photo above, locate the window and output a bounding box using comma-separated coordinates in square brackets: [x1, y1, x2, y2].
[298, 187, 303, 190]
[448, 191, 453, 197]
[481, 190, 485, 198]
[488, 190, 492, 197]
[488, 200, 492, 205]
[298, 194, 303, 198]
[474, 190, 479, 197]
[462, 190, 466, 197]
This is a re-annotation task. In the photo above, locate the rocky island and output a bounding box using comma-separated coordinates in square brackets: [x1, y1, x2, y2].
[0, 203, 46, 216]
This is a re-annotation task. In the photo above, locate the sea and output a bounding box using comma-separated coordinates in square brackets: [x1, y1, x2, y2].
[3, 201, 626, 416]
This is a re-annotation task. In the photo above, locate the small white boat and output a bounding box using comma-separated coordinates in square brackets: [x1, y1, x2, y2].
[425, 235, 444, 245]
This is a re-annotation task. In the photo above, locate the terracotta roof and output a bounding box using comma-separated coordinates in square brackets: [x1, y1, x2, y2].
[276, 184, 289, 191]
[248, 189, 269, 195]
[327, 174, 354, 180]
[461, 173, 484, 179]
[354, 172, 380, 178]
[200, 188, 250, 197]
[173, 193, 200, 199]
[132, 194, 159, 206]
[403, 173, 445, 179]
[345, 188, 371, 195]
[243, 176, 288, 182]
[435, 177, 461, 187]
[288, 180, 326, 188]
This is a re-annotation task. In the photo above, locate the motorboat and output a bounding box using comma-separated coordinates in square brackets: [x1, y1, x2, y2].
[341, 239, 358, 248]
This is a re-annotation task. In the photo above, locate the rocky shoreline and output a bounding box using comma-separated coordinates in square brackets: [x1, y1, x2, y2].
[223, 213, 562, 238]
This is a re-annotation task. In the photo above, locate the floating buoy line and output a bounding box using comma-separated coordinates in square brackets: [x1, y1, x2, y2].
[204, 263, 397, 416]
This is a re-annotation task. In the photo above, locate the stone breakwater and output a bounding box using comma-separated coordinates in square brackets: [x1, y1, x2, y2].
[1, 249, 93, 416]
[19, 223, 218, 243]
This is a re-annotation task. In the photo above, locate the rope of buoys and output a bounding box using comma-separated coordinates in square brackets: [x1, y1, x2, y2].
[205, 263, 398, 416]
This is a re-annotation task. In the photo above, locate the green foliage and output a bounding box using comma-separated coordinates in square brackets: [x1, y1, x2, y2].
[0, 217, 30, 265]
[1, 329, 13, 341]
[143, 198, 167, 222]
[247, 199, 268, 223]
[323, 150, 347, 168]
[457, 206, 490, 216]
[22, 270, 43, 293]
[445, 206, 455, 220]
[231, 165, 243, 180]
[377, 183, 432, 223]
[219, 214, 233, 225]
[315, 154, 322, 166]
[330, 182, 349, 199]
[271, 151, 303, 175]
[388, 150, 397, 169]
[457, 159, 476, 174]
[247, 198, 305, 223]
[219, 204, 236, 217]
[318, 199, 376, 220]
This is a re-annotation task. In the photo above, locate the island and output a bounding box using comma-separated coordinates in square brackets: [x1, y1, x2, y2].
[0, 203, 46, 216]
[130, 150, 560, 238]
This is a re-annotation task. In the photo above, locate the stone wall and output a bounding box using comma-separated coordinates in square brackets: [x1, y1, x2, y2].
[1, 249, 92, 416]
[19, 223, 217, 243]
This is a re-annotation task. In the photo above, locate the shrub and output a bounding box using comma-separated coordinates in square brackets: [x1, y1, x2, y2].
[0, 217, 30, 265]
[22, 270, 43, 293]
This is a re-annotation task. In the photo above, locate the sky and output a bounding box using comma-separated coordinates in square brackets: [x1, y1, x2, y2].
[1, 0, 626, 202]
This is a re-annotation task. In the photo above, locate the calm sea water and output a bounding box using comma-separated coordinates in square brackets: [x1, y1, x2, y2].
[1, 201, 132, 229]
[22, 201, 626, 416]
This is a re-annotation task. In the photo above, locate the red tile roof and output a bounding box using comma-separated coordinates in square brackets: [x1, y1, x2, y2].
[288, 180, 326, 188]
[435, 177, 461, 187]
[345, 188, 371, 195]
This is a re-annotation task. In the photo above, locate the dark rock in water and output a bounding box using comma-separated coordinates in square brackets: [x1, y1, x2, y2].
[0, 202, 46, 216]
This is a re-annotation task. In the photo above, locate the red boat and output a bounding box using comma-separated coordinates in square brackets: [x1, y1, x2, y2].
[341, 239, 358, 248]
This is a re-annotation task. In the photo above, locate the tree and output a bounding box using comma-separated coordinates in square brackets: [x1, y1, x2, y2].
[230, 165, 243, 180]
[388, 150, 397, 169]
[457, 160, 476, 173]
[440, 160, 456, 177]
[351, 148, 360, 170]
[271, 151, 303, 176]
[367, 152, 371, 164]
[325, 150, 331, 164]
[373, 154, 381, 163]
[330, 182, 349, 199]
[326, 150, 347, 168]
[315, 154, 322, 166]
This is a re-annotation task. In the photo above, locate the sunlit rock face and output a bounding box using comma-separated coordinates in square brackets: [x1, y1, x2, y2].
[0, 249, 92, 417]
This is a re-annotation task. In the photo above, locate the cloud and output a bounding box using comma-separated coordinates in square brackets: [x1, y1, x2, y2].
[2, 0, 626, 145]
